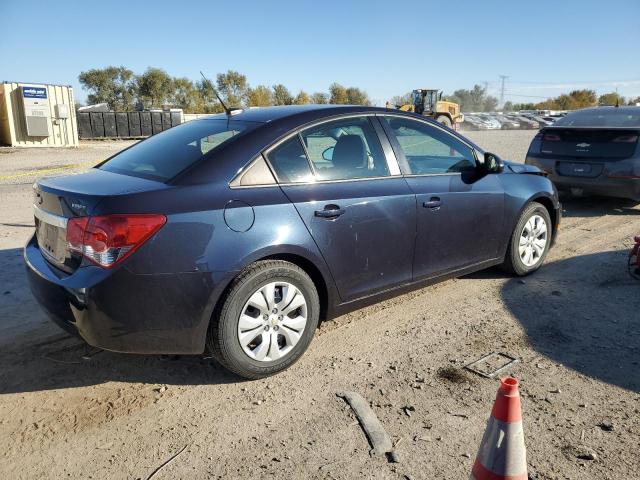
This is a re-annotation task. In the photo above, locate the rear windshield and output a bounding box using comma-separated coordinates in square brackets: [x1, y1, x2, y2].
[99, 119, 257, 181]
[554, 109, 640, 128]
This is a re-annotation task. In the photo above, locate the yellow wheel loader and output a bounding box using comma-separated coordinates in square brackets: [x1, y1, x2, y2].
[387, 89, 464, 129]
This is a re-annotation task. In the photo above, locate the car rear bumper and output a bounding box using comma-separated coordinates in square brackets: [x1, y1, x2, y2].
[24, 234, 225, 355]
[526, 156, 640, 201]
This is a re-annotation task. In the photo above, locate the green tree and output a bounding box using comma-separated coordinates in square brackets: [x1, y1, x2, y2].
[598, 92, 626, 106]
[510, 102, 536, 111]
[502, 101, 515, 112]
[346, 87, 370, 105]
[294, 90, 311, 105]
[216, 70, 248, 107]
[137, 67, 174, 108]
[247, 85, 274, 107]
[171, 77, 203, 113]
[311, 92, 328, 104]
[78, 66, 137, 110]
[329, 83, 349, 104]
[537, 89, 597, 110]
[389, 92, 412, 107]
[629, 96, 640, 106]
[272, 84, 293, 105]
[447, 84, 497, 112]
[195, 79, 224, 113]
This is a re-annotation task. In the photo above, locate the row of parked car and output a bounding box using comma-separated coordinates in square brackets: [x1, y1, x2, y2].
[461, 112, 567, 130]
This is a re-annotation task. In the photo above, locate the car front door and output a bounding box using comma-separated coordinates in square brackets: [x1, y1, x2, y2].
[266, 115, 416, 302]
[380, 115, 505, 279]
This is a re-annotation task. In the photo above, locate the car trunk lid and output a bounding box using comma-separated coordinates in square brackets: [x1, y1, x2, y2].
[540, 127, 639, 160]
[33, 169, 167, 273]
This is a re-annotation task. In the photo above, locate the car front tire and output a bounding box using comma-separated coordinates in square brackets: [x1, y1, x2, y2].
[501, 202, 552, 276]
[207, 260, 320, 379]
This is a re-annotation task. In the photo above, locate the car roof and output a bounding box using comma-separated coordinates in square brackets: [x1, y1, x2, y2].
[196, 104, 392, 123]
[572, 106, 640, 114]
[175, 104, 484, 185]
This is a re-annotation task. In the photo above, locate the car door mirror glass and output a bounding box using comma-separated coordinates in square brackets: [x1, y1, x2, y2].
[483, 152, 504, 173]
[322, 146, 334, 161]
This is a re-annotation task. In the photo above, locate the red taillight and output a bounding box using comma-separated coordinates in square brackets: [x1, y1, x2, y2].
[66, 214, 166, 268]
[543, 133, 561, 141]
[612, 134, 638, 143]
[67, 217, 89, 254]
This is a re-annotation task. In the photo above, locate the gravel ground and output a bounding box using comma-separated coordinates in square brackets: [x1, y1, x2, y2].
[1, 132, 639, 479]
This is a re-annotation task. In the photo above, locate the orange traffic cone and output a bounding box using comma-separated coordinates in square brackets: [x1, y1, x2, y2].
[471, 377, 528, 480]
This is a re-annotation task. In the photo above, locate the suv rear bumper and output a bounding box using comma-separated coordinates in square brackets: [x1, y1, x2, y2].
[526, 155, 640, 201]
[24, 234, 224, 355]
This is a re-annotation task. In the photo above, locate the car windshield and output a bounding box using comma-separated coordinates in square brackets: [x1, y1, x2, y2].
[554, 109, 640, 128]
[99, 119, 257, 181]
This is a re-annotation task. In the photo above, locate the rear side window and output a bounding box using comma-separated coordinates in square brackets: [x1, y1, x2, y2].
[383, 117, 476, 174]
[300, 117, 389, 181]
[267, 117, 390, 183]
[99, 119, 256, 181]
[267, 136, 314, 183]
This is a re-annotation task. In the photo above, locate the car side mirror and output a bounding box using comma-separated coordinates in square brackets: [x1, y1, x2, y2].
[322, 146, 334, 161]
[483, 152, 504, 173]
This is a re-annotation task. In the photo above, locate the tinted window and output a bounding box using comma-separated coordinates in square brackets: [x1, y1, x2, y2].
[383, 117, 476, 174]
[554, 109, 640, 127]
[99, 119, 255, 181]
[267, 136, 314, 183]
[300, 117, 389, 181]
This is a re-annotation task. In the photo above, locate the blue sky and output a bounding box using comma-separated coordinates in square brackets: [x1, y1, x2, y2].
[1, 0, 639, 105]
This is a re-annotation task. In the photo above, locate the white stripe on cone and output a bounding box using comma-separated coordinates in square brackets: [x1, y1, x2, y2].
[474, 416, 527, 477]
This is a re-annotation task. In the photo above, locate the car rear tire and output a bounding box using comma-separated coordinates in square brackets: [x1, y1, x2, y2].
[207, 260, 320, 379]
[436, 115, 452, 128]
[501, 202, 552, 276]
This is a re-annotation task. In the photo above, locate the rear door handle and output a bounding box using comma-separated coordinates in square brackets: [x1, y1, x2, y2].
[314, 205, 345, 218]
[423, 197, 442, 209]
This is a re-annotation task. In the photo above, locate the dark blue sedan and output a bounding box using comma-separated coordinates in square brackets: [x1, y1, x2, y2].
[25, 105, 560, 378]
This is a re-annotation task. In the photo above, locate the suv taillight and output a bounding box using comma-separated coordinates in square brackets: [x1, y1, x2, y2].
[67, 214, 166, 268]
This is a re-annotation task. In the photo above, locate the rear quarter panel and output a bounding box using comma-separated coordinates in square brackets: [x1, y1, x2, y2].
[95, 184, 337, 352]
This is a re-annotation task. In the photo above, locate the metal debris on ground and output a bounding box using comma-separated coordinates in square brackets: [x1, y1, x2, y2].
[145, 444, 189, 480]
[337, 391, 396, 461]
[464, 352, 519, 378]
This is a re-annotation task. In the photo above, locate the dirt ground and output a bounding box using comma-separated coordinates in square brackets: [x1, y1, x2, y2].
[1, 131, 639, 479]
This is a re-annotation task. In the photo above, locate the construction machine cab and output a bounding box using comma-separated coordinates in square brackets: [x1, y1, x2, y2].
[412, 89, 441, 115]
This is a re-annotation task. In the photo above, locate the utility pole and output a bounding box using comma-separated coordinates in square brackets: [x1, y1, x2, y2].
[499, 75, 509, 107]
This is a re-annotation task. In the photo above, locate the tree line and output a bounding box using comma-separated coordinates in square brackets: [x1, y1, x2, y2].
[505, 90, 640, 112]
[78, 66, 371, 113]
[390, 85, 499, 112]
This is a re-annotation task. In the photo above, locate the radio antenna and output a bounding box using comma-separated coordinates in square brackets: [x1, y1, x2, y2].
[200, 71, 232, 116]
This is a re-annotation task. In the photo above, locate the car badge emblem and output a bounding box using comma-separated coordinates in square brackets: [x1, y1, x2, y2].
[576, 143, 590, 148]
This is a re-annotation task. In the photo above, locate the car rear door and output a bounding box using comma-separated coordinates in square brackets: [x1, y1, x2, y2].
[379, 115, 505, 279]
[266, 115, 416, 302]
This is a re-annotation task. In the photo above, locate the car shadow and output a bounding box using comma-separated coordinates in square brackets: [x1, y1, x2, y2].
[0, 246, 240, 395]
[500, 249, 640, 392]
[559, 195, 640, 218]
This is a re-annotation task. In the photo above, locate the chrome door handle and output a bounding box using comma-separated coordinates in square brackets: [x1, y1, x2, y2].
[423, 197, 442, 209]
[314, 206, 345, 218]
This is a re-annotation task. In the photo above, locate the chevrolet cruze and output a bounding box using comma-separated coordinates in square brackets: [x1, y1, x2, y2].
[25, 105, 560, 378]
